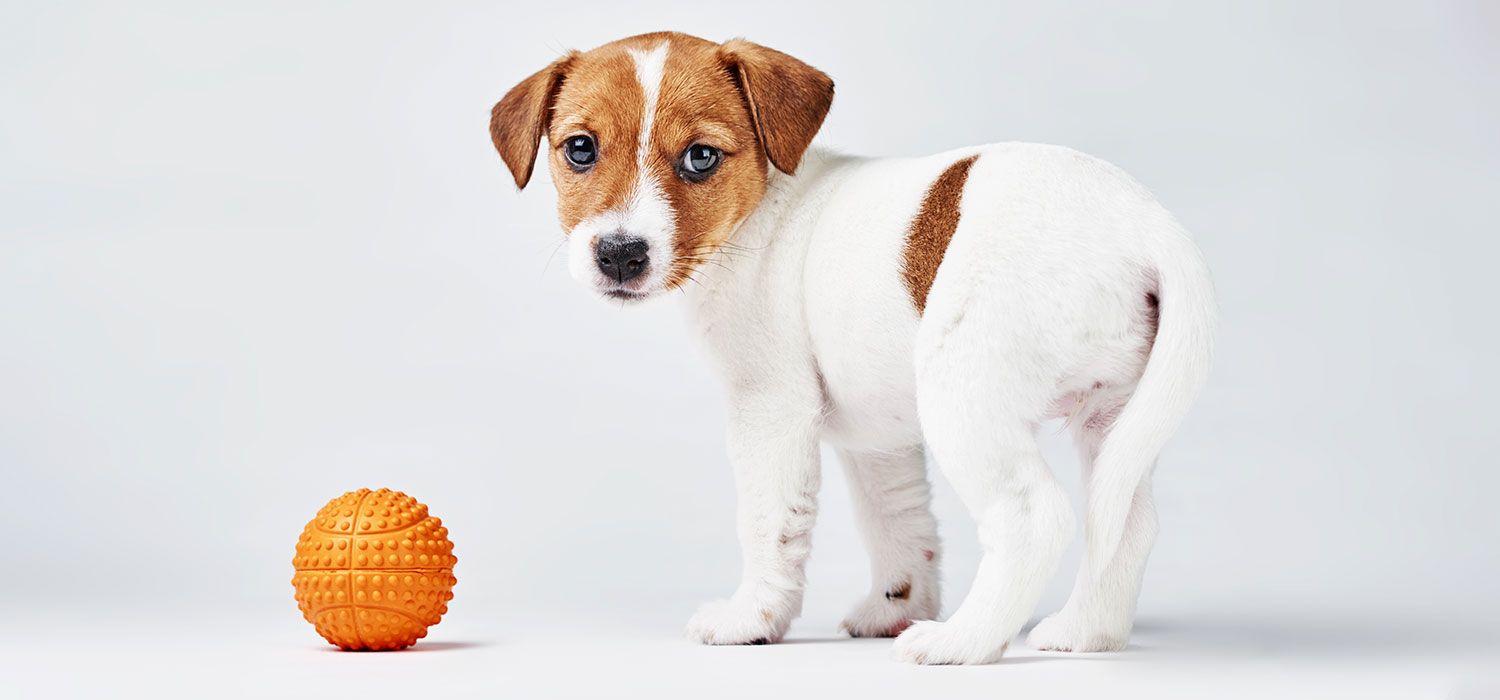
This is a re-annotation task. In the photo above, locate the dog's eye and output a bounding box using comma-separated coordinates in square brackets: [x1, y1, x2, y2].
[563, 135, 596, 171]
[678, 144, 721, 182]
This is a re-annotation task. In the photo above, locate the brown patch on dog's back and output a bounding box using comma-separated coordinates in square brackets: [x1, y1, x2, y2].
[902, 155, 978, 313]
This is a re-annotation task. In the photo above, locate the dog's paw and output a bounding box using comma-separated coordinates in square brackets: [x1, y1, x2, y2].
[839, 580, 937, 638]
[1026, 611, 1127, 652]
[686, 596, 792, 646]
[890, 620, 1009, 665]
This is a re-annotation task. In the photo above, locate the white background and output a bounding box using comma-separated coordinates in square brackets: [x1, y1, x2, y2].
[2, 1, 1497, 698]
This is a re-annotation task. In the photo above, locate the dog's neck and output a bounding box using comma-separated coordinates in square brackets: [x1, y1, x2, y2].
[680, 145, 855, 314]
[727, 145, 853, 248]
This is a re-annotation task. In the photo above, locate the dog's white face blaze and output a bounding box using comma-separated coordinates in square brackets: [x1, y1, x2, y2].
[566, 42, 676, 300]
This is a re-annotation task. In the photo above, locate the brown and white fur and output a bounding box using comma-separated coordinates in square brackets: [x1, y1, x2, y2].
[490, 31, 1215, 665]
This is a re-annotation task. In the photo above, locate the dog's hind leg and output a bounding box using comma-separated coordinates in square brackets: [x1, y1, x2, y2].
[1028, 410, 1158, 652]
[891, 308, 1074, 665]
[836, 445, 942, 638]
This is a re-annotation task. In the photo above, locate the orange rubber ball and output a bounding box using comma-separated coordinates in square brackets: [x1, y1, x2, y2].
[291, 488, 457, 650]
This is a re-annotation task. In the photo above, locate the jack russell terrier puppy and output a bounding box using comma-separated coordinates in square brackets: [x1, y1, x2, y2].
[490, 31, 1215, 665]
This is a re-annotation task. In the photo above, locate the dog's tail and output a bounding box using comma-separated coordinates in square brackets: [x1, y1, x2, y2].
[1086, 220, 1216, 574]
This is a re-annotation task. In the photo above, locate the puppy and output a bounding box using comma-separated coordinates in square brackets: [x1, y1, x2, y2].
[490, 31, 1215, 665]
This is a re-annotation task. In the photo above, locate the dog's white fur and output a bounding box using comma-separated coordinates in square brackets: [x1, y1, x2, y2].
[558, 39, 1215, 665]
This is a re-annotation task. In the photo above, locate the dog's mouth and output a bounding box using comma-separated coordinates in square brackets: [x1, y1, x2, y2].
[594, 260, 674, 303]
[600, 287, 656, 303]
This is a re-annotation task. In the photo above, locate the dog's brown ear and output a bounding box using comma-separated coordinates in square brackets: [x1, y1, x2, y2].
[490, 53, 576, 189]
[719, 39, 834, 175]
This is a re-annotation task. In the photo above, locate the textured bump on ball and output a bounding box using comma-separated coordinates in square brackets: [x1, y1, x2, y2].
[292, 488, 457, 650]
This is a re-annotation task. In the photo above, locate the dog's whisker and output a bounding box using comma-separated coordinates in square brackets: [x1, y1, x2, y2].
[540, 238, 567, 278]
[682, 246, 750, 265]
[677, 255, 735, 275]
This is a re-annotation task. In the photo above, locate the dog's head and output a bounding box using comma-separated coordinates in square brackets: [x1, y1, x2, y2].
[490, 32, 833, 303]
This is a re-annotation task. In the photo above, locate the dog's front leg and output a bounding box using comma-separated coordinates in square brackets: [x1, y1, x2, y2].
[686, 388, 823, 645]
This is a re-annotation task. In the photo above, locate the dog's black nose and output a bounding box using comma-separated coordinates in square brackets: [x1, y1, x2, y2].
[596, 235, 649, 283]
